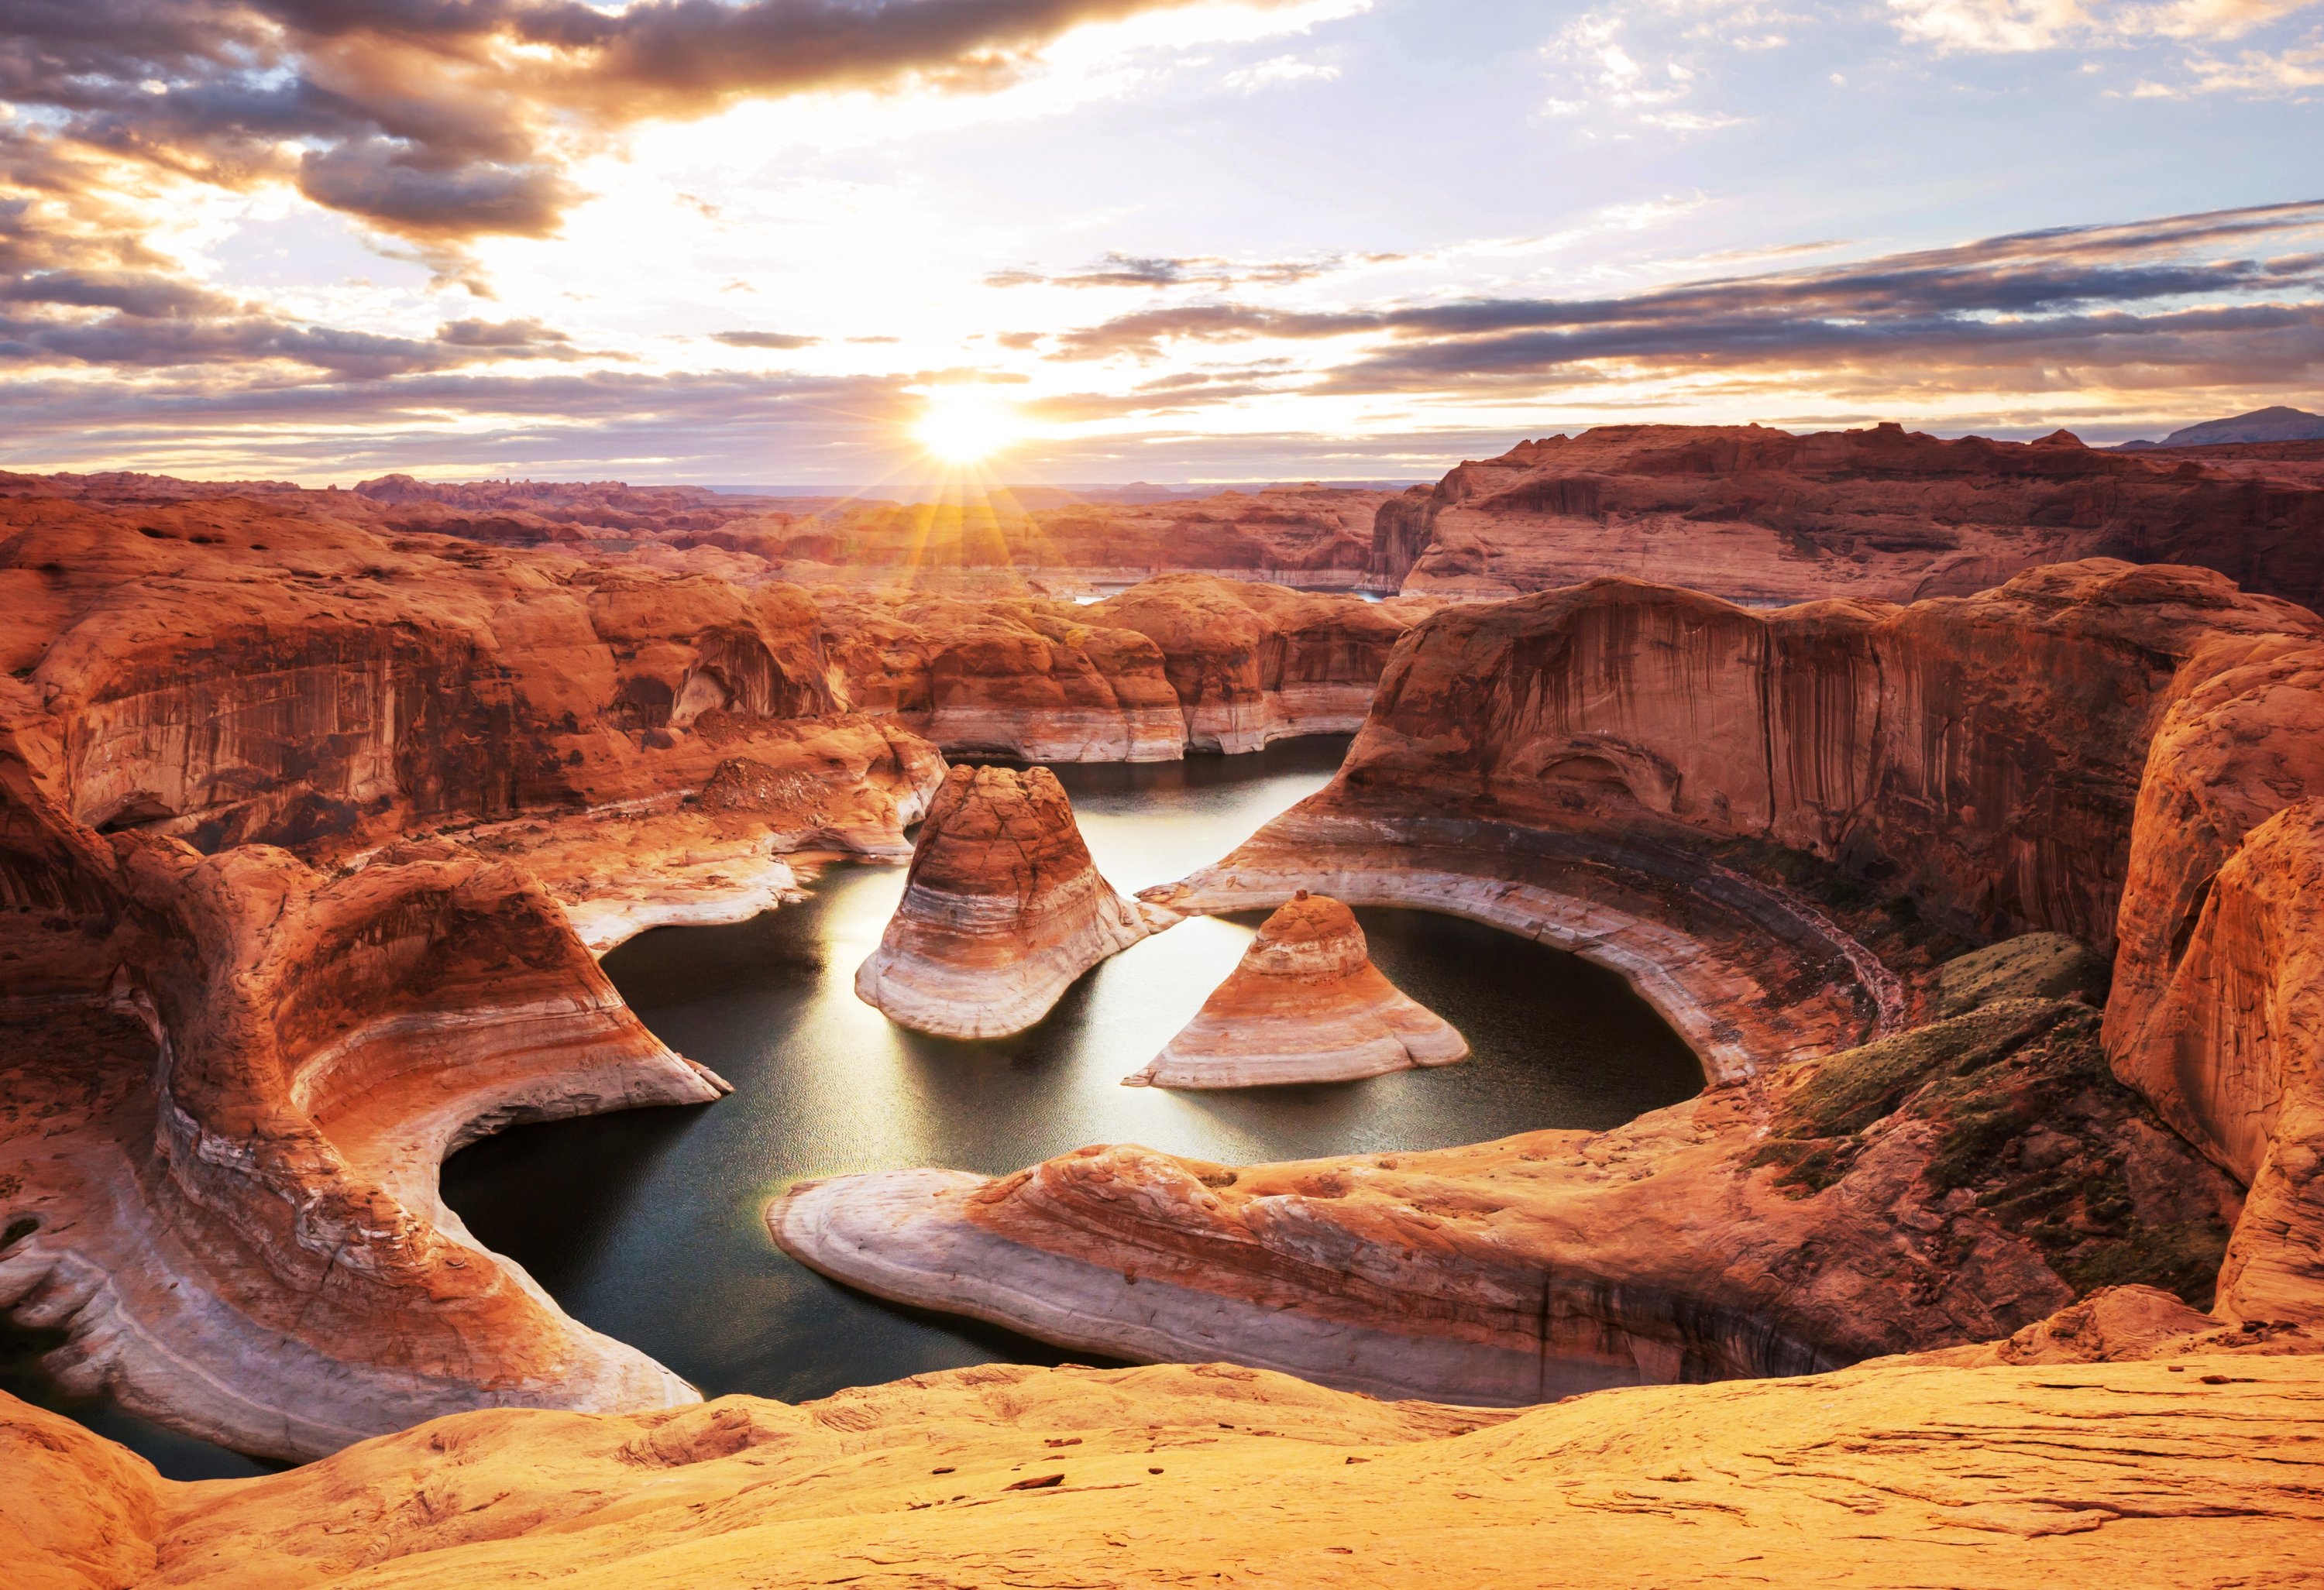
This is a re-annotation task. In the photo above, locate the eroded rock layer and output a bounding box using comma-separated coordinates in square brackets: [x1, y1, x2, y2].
[1131, 892, 1466, 1088]
[854, 764, 1162, 1038]
[816, 575, 1435, 760]
[1376, 422, 2324, 610]
[0, 487, 954, 1458]
[780, 557, 2324, 1398]
[777, 994, 2241, 1401]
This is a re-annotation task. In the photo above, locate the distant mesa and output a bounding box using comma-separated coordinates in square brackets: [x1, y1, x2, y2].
[2119, 406, 2324, 448]
[855, 763, 1165, 1039]
[1129, 891, 1468, 1088]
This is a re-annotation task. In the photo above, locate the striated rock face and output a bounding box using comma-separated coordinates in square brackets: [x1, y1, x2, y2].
[0, 823, 720, 1460]
[1086, 575, 1440, 751]
[813, 588, 1186, 761]
[1329, 558, 2319, 953]
[784, 558, 2324, 1403]
[779, 996, 2240, 1401]
[854, 765, 1163, 1038]
[1375, 422, 2324, 610]
[0, 486, 952, 1458]
[2095, 632, 2324, 1327]
[1129, 892, 1466, 1088]
[816, 574, 1434, 761]
[19, 1342, 2324, 1588]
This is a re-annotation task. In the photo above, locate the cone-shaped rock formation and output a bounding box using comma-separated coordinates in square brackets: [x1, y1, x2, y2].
[1129, 891, 1467, 1087]
[856, 764, 1162, 1037]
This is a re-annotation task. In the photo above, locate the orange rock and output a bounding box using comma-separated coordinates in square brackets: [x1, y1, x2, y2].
[854, 765, 1164, 1038]
[0, 484, 946, 1458]
[1088, 574, 1433, 752]
[1376, 421, 2324, 610]
[19, 1349, 2323, 1588]
[777, 998, 2241, 1401]
[786, 559, 2324, 1402]
[1130, 892, 1466, 1087]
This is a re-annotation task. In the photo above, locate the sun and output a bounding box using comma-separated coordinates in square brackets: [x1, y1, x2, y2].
[913, 386, 1026, 465]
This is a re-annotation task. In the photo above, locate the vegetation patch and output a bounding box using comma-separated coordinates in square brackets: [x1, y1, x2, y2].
[1748, 997, 2235, 1307]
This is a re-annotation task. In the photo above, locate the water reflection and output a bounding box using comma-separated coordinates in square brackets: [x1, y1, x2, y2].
[445, 737, 1702, 1404]
[9, 738, 1700, 1475]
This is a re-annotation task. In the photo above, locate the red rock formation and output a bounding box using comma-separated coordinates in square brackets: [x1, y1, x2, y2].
[1085, 575, 1439, 752]
[782, 558, 2324, 1400]
[854, 765, 1163, 1039]
[813, 589, 1185, 761]
[1129, 892, 1466, 1087]
[778, 994, 2240, 1400]
[814, 575, 1433, 761]
[736, 485, 1387, 587]
[0, 487, 954, 1458]
[1375, 423, 2324, 610]
[1330, 559, 2318, 953]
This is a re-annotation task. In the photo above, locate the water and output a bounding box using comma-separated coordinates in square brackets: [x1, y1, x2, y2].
[442, 737, 1702, 1404]
[9, 737, 1701, 1475]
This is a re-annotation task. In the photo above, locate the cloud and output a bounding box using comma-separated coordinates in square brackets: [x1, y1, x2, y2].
[711, 329, 823, 350]
[1538, 9, 1747, 130]
[0, 0, 1262, 245]
[1033, 200, 2324, 404]
[1886, 0, 2322, 54]
[986, 249, 1392, 289]
[1220, 53, 1339, 89]
[438, 317, 574, 348]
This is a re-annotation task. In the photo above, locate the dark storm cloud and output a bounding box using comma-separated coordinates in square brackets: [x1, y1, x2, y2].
[0, 0, 1230, 242]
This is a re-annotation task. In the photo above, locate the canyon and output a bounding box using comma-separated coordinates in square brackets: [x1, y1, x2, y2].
[776, 558, 2324, 1400]
[9, 438, 2324, 1583]
[0, 478, 1411, 1460]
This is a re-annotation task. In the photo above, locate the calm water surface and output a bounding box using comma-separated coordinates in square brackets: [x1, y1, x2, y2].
[444, 737, 1702, 1404]
[13, 737, 1700, 1476]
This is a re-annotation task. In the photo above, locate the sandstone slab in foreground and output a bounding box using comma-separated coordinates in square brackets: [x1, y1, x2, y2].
[11, 1343, 2324, 1588]
[1129, 891, 1466, 1087]
[854, 764, 1166, 1038]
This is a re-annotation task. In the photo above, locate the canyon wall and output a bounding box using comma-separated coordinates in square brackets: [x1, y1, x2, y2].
[0, 489, 947, 1458]
[0, 476, 1415, 1458]
[816, 576, 1433, 760]
[1375, 423, 2324, 610]
[782, 557, 2324, 1396]
[1336, 559, 2320, 951]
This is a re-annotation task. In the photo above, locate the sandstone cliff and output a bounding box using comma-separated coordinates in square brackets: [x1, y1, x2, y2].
[0, 487, 951, 1458]
[779, 558, 2324, 1399]
[854, 764, 1163, 1038]
[815, 575, 1432, 761]
[1375, 423, 2324, 610]
[1130, 892, 1466, 1087]
[1085, 575, 1439, 752]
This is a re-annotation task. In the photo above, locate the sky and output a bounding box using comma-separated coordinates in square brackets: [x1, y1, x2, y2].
[0, 0, 2319, 489]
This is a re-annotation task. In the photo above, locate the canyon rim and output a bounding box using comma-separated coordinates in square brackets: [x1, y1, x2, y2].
[4, 0, 2324, 1580]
